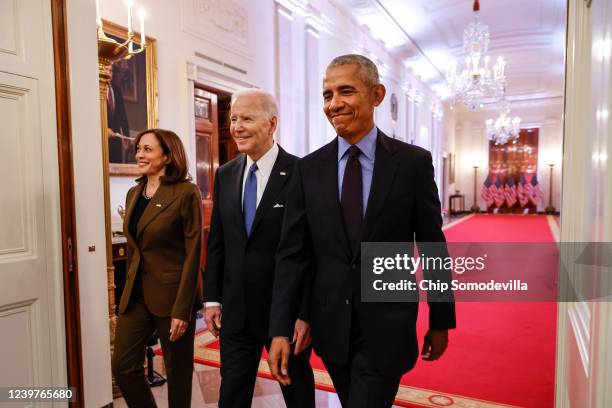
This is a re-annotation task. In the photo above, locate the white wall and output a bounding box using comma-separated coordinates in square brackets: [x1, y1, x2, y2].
[452, 102, 564, 211]
[66, 0, 113, 406]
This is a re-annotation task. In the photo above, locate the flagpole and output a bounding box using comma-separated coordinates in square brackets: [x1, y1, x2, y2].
[545, 164, 556, 214]
[471, 166, 480, 213]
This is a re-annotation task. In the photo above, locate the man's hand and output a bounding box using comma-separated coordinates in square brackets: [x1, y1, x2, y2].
[204, 306, 222, 337]
[292, 319, 311, 355]
[169, 318, 189, 342]
[421, 329, 449, 361]
[267, 337, 292, 386]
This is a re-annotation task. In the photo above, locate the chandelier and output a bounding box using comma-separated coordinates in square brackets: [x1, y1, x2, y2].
[485, 103, 521, 145]
[446, 0, 506, 110]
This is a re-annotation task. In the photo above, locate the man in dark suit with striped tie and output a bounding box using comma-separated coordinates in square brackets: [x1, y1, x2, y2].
[203, 89, 314, 407]
[267, 55, 456, 407]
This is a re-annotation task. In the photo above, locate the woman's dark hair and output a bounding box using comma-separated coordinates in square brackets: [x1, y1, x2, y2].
[134, 128, 192, 183]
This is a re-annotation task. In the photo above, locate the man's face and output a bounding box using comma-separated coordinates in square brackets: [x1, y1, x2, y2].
[322, 63, 385, 141]
[230, 93, 276, 161]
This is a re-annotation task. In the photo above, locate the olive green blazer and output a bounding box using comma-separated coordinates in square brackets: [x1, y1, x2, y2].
[119, 181, 203, 321]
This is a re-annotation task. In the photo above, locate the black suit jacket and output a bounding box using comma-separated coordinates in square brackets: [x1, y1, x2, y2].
[270, 130, 456, 378]
[203, 145, 311, 339]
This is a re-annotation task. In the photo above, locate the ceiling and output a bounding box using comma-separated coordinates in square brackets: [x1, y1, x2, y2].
[334, 0, 567, 107]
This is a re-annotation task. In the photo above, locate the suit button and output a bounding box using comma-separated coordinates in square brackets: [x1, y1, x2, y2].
[351, 264, 356, 270]
[345, 299, 350, 305]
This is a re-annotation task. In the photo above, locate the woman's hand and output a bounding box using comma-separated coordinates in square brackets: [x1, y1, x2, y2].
[169, 318, 189, 342]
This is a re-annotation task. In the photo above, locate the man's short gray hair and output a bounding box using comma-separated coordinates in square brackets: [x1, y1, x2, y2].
[231, 88, 278, 119]
[326, 54, 380, 88]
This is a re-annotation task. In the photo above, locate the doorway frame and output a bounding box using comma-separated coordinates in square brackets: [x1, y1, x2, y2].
[50, 1, 84, 406]
[185, 61, 256, 170]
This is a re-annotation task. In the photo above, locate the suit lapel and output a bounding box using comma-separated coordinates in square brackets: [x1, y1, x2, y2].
[355, 131, 399, 262]
[136, 182, 178, 238]
[248, 147, 292, 238]
[318, 139, 352, 260]
[123, 182, 145, 247]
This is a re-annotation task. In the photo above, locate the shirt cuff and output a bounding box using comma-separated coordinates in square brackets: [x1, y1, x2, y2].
[204, 302, 222, 308]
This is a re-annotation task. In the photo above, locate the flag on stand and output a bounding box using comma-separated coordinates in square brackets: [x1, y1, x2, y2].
[517, 175, 529, 207]
[504, 177, 518, 207]
[494, 176, 505, 208]
[527, 174, 544, 205]
[481, 175, 494, 208]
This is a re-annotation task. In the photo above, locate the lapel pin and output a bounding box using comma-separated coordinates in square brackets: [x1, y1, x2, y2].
[280, 171, 286, 176]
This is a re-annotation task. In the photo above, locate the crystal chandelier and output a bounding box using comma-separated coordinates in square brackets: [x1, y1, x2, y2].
[485, 104, 521, 145]
[446, 0, 506, 110]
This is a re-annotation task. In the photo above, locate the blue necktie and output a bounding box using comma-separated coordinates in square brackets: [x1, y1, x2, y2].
[243, 163, 258, 236]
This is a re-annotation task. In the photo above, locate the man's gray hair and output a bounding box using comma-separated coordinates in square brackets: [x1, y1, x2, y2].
[327, 54, 380, 88]
[231, 88, 278, 119]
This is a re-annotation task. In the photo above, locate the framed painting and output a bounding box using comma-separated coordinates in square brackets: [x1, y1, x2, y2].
[102, 19, 158, 176]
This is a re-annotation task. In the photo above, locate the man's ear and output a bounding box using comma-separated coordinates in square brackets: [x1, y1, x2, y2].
[372, 84, 386, 107]
[269, 115, 278, 135]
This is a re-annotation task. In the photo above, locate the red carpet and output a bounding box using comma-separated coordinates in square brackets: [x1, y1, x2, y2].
[185, 214, 558, 407]
[406, 214, 557, 407]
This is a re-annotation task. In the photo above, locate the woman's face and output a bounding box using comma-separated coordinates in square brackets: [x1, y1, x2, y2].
[135, 132, 168, 177]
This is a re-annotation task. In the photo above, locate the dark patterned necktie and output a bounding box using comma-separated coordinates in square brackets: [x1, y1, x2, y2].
[341, 145, 362, 251]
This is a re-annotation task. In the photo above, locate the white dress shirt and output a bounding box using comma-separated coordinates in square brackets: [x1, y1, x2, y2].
[205, 142, 279, 309]
[242, 142, 279, 209]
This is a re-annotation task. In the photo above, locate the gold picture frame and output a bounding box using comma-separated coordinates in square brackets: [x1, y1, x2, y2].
[102, 19, 158, 176]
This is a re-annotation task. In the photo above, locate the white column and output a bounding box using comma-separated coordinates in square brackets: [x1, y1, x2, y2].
[275, 2, 296, 154]
[305, 21, 320, 153]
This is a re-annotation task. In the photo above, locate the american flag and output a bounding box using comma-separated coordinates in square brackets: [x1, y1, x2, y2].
[517, 175, 529, 207]
[527, 174, 544, 205]
[504, 177, 518, 207]
[481, 175, 494, 208]
[494, 176, 505, 208]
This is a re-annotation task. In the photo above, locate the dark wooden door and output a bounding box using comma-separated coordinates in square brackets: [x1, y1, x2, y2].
[194, 87, 219, 267]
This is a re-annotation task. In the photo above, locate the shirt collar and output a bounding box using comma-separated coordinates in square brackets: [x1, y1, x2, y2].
[245, 142, 279, 176]
[337, 125, 378, 162]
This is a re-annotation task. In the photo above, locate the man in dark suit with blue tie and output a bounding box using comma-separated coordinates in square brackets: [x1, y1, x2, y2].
[203, 89, 314, 407]
[267, 55, 456, 407]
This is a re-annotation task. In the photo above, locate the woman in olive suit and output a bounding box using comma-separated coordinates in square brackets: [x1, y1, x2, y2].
[112, 128, 203, 408]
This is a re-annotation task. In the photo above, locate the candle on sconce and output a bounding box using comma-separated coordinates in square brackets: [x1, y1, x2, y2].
[139, 9, 146, 45]
[127, 0, 133, 33]
[96, 0, 102, 27]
